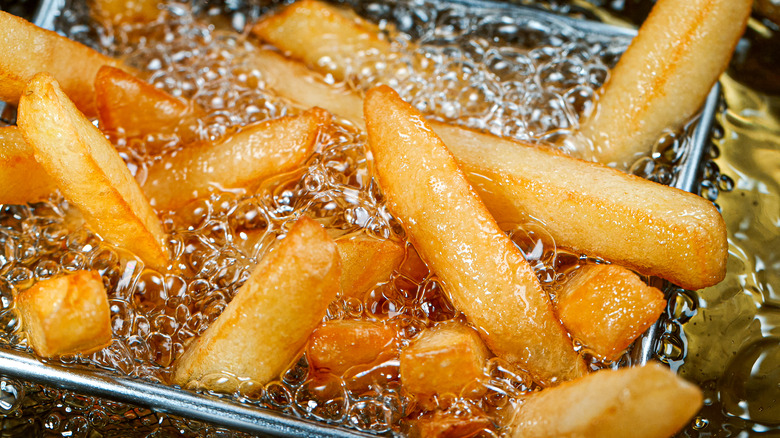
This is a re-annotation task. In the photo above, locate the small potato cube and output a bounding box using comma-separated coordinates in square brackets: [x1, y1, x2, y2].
[307, 319, 396, 375]
[409, 410, 494, 438]
[0, 127, 56, 204]
[400, 322, 490, 400]
[556, 264, 666, 360]
[511, 363, 703, 438]
[336, 235, 405, 298]
[16, 271, 111, 358]
[90, 0, 161, 27]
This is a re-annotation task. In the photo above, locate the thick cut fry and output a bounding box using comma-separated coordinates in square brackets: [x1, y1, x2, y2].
[410, 410, 494, 438]
[251, 0, 390, 82]
[142, 108, 329, 211]
[0, 127, 56, 204]
[17, 73, 168, 269]
[16, 271, 111, 358]
[90, 0, 161, 27]
[579, 0, 752, 168]
[556, 264, 666, 360]
[307, 320, 396, 375]
[336, 234, 405, 298]
[365, 86, 584, 384]
[435, 122, 728, 290]
[95, 66, 201, 154]
[0, 12, 125, 117]
[172, 217, 340, 392]
[400, 322, 490, 399]
[511, 363, 703, 438]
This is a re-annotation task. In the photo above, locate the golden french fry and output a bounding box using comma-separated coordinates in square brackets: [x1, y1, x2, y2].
[511, 362, 703, 438]
[251, 0, 390, 82]
[142, 108, 329, 211]
[435, 122, 728, 290]
[556, 264, 666, 360]
[307, 319, 396, 375]
[17, 73, 168, 269]
[579, 0, 752, 168]
[0, 126, 57, 204]
[95, 66, 201, 154]
[16, 271, 111, 358]
[399, 322, 490, 400]
[336, 234, 405, 298]
[0, 11, 125, 117]
[409, 409, 494, 438]
[172, 216, 341, 391]
[365, 86, 584, 384]
[90, 0, 161, 27]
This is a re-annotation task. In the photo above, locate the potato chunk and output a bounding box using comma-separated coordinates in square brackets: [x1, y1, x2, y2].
[0, 12, 125, 117]
[17, 73, 168, 269]
[172, 216, 340, 392]
[90, 0, 161, 27]
[511, 363, 703, 438]
[579, 0, 752, 167]
[556, 264, 666, 360]
[409, 409, 494, 438]
[336, 234, 405, 298]
[400, 322, 490, 400]
[307, 319, 396, 375]
[16, 271, 111, 358]
[0, 126, 56, 204]
[142, 108, 329, 211]
[365, 86, 584, 384]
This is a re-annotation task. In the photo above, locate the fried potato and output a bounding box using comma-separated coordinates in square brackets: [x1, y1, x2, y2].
[172, 216, 340, 392]
[409, 409, 494, 438]
[95, 66, 201, 154]
[556, 264, 666, 360]
[142, 108, 329, 211]
[0, 126, 57, 204]
[579, 0, 752, 168]
[17, 73, 168, 269]
[16, 270, 111, 358]
[0, 11, 125, 117]
[90, 0, 161, 27]
[511, 362, 703, 438]
[307, 319, 396, 375]
[251, 0, 390, 82]
[336, 234, 405, 298]
[365, 86, 584, 384]
[435, 122, 728, 290]
[399, 322, 490, 401]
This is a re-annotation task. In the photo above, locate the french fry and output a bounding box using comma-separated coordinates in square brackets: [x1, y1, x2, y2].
[336, 234, 405, 298]
[142, 108, 330, 211]
[172, 216, 341, 392]
[17, 73, 168, 269]
[409, 409, 494, 438]
[555, 264, 666, 360]
[399, 322, 490, 400]
[0, 11, 125, 117]
[511, 362, 703, 438]
[95, 66, 201, 154]
[16, 271, 111, 358]
[251, 0, 391, 82]
[365, 86, 585, 384]
[307, 319, 396, 375]
[0, 126, 57, 204]
[90, 0, 161, 27]
[579, 0, 752, 168]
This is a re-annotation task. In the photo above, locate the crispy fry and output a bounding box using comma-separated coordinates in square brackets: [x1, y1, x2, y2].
[556, 264, 666, 360]
[16, 271, 111, 358]
[0, 11, 125, 117]
[172, 216, 341, 392]
[95, 66, 201, 154]
[336, 234, 405, 298]
[0, 126, 57, 204]
[307, 319, 396, 375]
[400, 322, 490, 400]
[142, 108, 329, 211]
[17, 73, 168, 269]
[511, 362, 703, 438]
[90, 0, 161, 27]
[579, 0, 752, 167]
[251, 0, 390, 82]
[365, 85, 584, 384]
